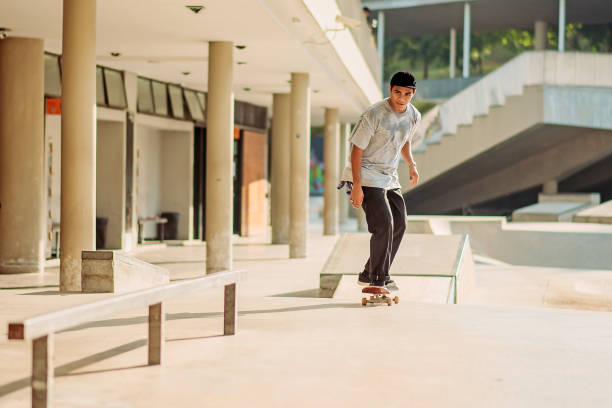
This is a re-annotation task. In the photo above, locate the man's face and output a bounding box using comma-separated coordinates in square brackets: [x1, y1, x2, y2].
[388, 85, 416, 110]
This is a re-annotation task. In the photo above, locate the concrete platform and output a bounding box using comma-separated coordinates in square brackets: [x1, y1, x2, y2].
[406, 215, 612, 269]
[320, 233, 475, 303]
[574, 199, 612, 224]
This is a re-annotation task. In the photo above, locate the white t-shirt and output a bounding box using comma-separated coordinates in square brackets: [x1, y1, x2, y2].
[341, 99, 421, 189]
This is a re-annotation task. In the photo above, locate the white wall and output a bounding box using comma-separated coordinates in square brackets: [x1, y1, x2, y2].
[136, 125, 163, 239]
[96, 120, 126, 249]
[161, 131, 193, 240]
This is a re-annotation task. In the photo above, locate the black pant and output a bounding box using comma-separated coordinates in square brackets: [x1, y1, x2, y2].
[361, 187, 406, 285]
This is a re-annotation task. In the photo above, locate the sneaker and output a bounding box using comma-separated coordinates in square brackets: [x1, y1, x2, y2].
[384, 279, 399, 291]
[357, 271, 370, 286]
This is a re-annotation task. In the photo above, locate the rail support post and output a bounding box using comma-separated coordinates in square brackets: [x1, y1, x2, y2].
[224, 283, 237, 335]
[148, 302, 165, 365]
[32, 334, 53, 408]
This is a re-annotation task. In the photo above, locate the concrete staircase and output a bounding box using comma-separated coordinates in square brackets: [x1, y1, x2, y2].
[400, 51, 612, 214]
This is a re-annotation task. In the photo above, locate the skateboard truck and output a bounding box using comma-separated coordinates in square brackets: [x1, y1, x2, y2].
[361, 286, 399, 306]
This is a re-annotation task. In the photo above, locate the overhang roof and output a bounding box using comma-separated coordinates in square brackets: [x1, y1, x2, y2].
[363, 0, 612, 38]
[0, 0, 381, 124]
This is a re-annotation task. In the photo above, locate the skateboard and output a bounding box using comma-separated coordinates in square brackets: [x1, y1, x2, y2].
[361, 286, 399, 306]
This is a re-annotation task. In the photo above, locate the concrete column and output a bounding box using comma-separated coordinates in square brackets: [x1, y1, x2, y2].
[558, 0, 566, 51]
[534, 20, 548, 50]
[206, 41, 234, 273]
[543, 180, 558, 194]
[450, 28, 457, 78]
[60, 0, 97, 291]
[323, 108, 339, 235]
[338, 123, 350, 225]
[0, 38, 45, 274]
[462, 2, 471, 78]
[289, 73, 310, 258]
[377, 11, 385, 92]
[271, 93, 290, 244]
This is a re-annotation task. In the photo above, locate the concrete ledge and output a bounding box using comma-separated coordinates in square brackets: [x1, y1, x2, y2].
[512, 201, 590, 222]
[573, 200, 612, 224]
[82, 251, 169, 293]
[320, 233, 475, 304]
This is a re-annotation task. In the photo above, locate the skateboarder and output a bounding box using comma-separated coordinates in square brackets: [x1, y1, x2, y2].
[339, 71, 421, 290]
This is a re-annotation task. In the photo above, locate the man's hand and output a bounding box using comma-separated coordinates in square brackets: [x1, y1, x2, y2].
[350, 185, 364, 209]
[409, 165, 419, 187]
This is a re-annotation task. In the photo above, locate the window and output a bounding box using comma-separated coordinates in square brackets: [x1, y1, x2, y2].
[151, 81, 168, 116]
[96, 67, 106, 105]
[197, 92, 206, 117]
[168, 85, 184, 119]
[137, 78, 154, 113]
[44, 53, 61, 97]
[104, 68, 127, 108]
[184, 89, 204, 122]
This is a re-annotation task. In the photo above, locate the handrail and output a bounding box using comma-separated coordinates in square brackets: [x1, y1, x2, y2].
[438, 51, 612, 137]
[8, 269, 247, 408]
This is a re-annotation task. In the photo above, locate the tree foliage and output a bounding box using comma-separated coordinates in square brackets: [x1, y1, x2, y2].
[384, 23, 612, 81]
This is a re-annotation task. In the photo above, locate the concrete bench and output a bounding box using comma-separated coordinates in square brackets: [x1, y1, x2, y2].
[137, 216, 168, 244]
[8, 269, 247, 408]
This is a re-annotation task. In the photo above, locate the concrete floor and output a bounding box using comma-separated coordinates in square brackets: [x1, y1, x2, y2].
[2, 223, 612, 407]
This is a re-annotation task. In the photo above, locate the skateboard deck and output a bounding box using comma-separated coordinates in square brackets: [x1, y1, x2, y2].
[361, 286, 399, 306]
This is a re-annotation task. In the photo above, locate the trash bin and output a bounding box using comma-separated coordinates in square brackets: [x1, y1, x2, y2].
[96, 217, 108, 249]
[160, 212, 179, 240]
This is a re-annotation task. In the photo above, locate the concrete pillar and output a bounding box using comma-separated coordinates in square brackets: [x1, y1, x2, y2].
[323, 108, 339, 235]
[534, 20, 548, 50]
[271, 93, 290, 244]
[338, 123, 350, 225]
[462, 2, 471, 78]
[377, 11, 385, 92]
[450, 28, 457, 78]
[289, 73, 310, 258]
[0, 38, 45, 274]
[558, 0, 566, 51]
[60, 0, 97, 291]
[206, 41, 234, 273]
[543, 180, 558, 194]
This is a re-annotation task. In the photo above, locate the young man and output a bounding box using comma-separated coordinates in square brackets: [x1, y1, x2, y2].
[339, 71, 421, 290]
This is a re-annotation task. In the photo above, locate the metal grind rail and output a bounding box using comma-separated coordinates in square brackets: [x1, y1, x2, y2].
[8, 269, 247, 408]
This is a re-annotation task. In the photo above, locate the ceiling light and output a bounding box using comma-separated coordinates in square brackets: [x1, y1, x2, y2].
[0, 27, 10, 40]
[235, 45, 246, 50]
[186, 5, 205, 14]
[110, 52, 121, 57]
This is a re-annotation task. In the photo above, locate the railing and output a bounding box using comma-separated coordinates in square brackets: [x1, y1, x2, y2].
[8, 269, 247, 408]
[438, 51, 612, 137]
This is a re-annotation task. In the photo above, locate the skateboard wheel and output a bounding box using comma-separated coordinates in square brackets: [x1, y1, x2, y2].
[394, 296, 399, 304]
[386, 298, 392, 306]
[362, 298, 367, 306]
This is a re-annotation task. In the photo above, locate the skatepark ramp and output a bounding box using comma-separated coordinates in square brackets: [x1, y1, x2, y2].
[320, 233, 475, 304]
[399, 51, 612, 214]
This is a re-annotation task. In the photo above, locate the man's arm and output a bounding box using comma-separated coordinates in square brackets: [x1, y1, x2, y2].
[401, 141, 419, 187]
[349, 146, 364, 208]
